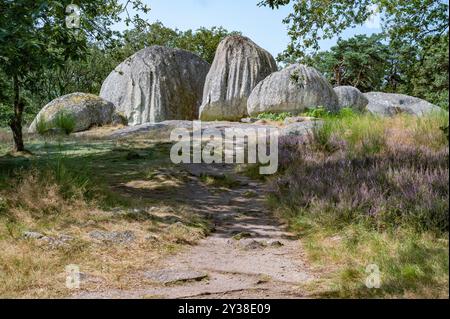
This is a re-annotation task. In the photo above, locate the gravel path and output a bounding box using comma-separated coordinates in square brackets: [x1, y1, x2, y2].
[75, 164, 312, 299]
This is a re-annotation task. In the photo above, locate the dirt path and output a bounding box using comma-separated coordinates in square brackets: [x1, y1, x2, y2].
[76, 164, 312, 299]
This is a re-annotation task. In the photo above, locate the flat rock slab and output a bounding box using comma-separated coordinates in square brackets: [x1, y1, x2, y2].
[109, 120, 320, 140]
[89, 230, 135, 244]
[144, 269, 208, 284]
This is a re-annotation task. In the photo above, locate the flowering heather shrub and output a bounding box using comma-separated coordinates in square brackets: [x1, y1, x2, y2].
[273, 115, 449, 233]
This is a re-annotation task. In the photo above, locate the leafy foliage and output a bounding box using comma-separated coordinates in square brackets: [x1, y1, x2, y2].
[260, 0, 449, 60]
[409, 35, 449, 110]
[119, 23, 239, 64]
[0, 0, 150, 151]
[256, 112, 293, 121]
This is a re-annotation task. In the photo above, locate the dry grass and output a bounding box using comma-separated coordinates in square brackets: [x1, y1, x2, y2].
[0, 147, 212, 298]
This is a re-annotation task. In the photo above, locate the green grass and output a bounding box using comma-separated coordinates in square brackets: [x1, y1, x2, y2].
[290, 219, 449, 298]
[35, 110, 76, 135]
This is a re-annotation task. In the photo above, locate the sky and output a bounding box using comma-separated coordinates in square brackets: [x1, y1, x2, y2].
[116, 0, 383, 57]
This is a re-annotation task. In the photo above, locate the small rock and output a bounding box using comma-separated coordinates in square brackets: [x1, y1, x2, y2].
[23, 231, 74, 248]
[89, 230, 136, 244]
[144, 269, 208, 284]
[23, 231, 45, 239]
[232, 231, 254, 240]
[269, 240, 284, 248]
[284, 116, 317, 125]
[240, 239, 267, 250]
[241, 118, 258, 123]
[57, 234, 75, 243]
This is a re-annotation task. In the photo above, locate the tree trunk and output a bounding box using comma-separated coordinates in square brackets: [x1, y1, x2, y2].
[9, 74, 25, 152]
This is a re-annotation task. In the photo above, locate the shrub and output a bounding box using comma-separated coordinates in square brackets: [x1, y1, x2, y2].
[256, 112, 293, 122]
[302, 106, 331, 118]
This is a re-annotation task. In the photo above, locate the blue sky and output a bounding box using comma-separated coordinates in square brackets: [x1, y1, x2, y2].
[116, 0, 383, 57]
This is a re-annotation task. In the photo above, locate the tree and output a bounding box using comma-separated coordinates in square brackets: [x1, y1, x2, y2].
[260, 0, 449, 105]
[0, 0, 150, 152]
[0, 20, 239, 131]
[309, 34, 389, 92]
[175, 27, 241, 64]
[259, 0, 449, 60]
[410, 34, 449, 109]
[118, 23, 239, 64]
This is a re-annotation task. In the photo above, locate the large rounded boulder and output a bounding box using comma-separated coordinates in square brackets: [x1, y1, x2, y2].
[334, 86, 368, 111]
[247, 64, 339, 116]
[100, 46, 210, 126]
[199, 36, 278, 121]
[28, 93, 118, 133]
[364, 92, 441, 116]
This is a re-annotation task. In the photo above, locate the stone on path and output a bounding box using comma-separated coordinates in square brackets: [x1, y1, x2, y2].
[144, 269, 208, 285]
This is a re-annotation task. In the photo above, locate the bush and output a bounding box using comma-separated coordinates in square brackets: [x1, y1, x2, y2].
[302, 106, 331, 118]
[256, 112, 293, 122]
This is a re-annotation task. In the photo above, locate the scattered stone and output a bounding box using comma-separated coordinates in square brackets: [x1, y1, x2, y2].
[89, 230, 136, 244]
[57, 234, 75, 243]
[240, 239, 267, 250]
[247, 64, 339, 117]
[269, 241, 284, 248]
[256, 274, 272, 285]
[232, 231, 254, 240]
[23, 231, 45, 239]
[284, 116, 317, 125]
[144, 269, 208, 285]
[100, 46, 210, 125]
[200, 35, 277, 121]
[330, 235, 343, 242]
[28, 93, 117, 134]
[23, 231, 75, 248]
[241, 118, 259, 123]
